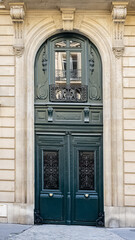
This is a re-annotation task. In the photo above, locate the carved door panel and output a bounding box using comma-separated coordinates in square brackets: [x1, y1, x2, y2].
[35, 133, 103, 226]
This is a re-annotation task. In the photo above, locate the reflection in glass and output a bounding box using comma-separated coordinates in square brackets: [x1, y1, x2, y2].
[70, 52, 81, 83]
[55, 41, 66, 48]
[70, 41, 81, 48]
[55, 52, 66, 82]
[55, 52, 82, 84]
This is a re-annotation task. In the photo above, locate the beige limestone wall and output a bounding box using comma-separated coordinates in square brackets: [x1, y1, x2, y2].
[123, 16, 135, 208]
[0, 8, 135, 227]
[0, 12, 15, 223]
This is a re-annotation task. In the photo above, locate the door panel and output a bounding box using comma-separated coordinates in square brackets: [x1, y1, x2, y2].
[35, 134, 66, 223]
[71, 135, 102, 224]
[35, 132, 103, 225]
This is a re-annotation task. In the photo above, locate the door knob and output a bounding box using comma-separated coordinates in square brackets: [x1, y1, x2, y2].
[85, 194, 89, 198]
[49, 193, 53, 197]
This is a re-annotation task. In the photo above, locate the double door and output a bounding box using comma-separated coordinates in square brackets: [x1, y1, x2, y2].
[35, 131, 103, 226]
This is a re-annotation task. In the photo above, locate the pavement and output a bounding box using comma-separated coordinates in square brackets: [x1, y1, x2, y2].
[0, 224, 135, 240]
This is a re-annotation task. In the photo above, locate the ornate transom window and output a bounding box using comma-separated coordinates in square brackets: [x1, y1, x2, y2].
[35, 33, 102, 104]
[42, 35, 88, 102]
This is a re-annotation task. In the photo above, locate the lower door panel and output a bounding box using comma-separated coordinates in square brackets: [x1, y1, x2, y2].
[35, 132, 103, 225]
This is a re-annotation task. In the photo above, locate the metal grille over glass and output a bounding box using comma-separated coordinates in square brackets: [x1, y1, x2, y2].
[43, 151, 59, 189]
[79, 151, 95, 190]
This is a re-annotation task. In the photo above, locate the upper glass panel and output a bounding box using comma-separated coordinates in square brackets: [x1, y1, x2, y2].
[55, 51, 82, 84]
[55, 52, 66, 83]
[70, 52, 81, 84]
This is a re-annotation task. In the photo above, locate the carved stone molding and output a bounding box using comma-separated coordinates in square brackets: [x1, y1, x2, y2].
[9, 3, 25, 57]
[74, 15, 84, 30]
[60, 8, 75, 31]
[53, 15, 63, 30]
[112, 2, 128, 58]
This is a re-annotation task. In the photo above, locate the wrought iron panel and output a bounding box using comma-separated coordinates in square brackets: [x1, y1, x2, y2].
[79, 151, 94, 190]
[50, 84, 88, 102]
[43, 151, 59, 189]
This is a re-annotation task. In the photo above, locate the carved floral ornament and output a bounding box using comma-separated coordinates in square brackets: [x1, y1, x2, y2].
[112, 2, 128, 58]
[9, 3, 25, 57]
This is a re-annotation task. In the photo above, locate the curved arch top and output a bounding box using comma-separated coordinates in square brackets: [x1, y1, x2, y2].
[34, 32, 102, 104]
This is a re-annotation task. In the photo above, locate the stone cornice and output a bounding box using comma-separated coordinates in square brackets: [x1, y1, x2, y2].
[9, 2, 25, 57]
[112, 2, 128, 58]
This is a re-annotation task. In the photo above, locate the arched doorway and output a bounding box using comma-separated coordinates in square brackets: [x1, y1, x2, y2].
[34, 33, 103, 226]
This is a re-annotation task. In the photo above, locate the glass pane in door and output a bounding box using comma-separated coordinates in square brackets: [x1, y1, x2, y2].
[43, 151, 59, 189]
[70, 52, 81, 84]
[55, 52, 66, 83]
[79, 151, 94, 190]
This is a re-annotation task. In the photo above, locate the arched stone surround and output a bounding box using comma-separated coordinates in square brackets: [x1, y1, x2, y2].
[8, 14, 125, 227]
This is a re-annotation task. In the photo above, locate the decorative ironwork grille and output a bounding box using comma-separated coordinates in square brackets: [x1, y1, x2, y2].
[50, 84, 88, 102]
[79, 151, 95, 190]
[43, 151, 59, 189]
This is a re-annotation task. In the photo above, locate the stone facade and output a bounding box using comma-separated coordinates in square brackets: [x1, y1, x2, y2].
[0, 1, 135, 227]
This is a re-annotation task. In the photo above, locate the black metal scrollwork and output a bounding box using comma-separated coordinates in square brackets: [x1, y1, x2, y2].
[96, 212, 104, 227]
[50, 84, 88, 102]
[34, 210, 43, 224]
[44, 151, 59, 189]
[79, 151, 94, 190]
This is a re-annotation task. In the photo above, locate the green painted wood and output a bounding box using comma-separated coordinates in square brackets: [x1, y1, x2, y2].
[35, 132, 103, 225]
[35, 106, 103, 125]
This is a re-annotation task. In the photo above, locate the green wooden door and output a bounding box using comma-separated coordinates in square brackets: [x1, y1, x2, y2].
[34, 33, 103, 226]
[35, 132, 103, 226]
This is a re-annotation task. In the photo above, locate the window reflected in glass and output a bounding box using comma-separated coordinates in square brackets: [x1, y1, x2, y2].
[70, 52, 81, 84]
[55, 52, 66, 83]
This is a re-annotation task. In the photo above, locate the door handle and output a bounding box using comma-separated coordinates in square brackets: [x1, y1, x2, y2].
[84, 194, 89, 198]
[49, 193, 53, 197]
